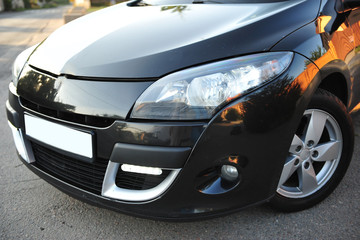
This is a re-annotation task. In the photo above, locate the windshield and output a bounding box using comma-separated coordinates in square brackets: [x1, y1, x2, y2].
[129, 0, 290, 6]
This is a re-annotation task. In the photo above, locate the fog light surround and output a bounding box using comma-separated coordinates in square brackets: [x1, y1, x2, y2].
[221, 165, 239, 182]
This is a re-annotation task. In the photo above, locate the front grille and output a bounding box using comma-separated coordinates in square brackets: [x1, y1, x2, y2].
[31, 142, 108, 194]
[21, 98, 115, 128]
[116, 169, 171, 190]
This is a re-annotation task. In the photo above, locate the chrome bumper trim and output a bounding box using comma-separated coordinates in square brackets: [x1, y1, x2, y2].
[102, 161, 180, 202]
[8, 121, 31, 163]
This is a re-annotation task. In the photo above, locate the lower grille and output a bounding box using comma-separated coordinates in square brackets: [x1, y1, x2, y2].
[116, 169, 171, 190]
[31, 142, 108, 195]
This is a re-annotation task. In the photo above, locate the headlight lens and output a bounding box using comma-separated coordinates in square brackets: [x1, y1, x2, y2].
[131, 52, 294, 120]
[12, 45, 38, 87]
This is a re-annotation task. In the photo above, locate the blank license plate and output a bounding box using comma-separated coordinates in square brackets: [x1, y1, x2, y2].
[24, 114, 93, 159]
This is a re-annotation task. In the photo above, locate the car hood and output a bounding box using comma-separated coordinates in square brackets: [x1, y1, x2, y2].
[28, 0, 320, 79]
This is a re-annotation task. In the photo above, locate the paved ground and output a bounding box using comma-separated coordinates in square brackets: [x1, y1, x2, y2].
[0, 7, 359, 240]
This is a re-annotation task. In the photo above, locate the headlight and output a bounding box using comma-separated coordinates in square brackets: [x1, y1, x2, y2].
[12, 45, 38, 87]
[131, 52, 293, 120]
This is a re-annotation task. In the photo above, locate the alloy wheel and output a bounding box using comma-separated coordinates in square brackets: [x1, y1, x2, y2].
[277, 109, 343, 198]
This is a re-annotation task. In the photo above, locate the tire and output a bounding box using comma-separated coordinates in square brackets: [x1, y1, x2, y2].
[270, 88, 354, 212]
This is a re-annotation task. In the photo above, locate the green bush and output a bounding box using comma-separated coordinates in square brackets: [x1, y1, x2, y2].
[4, 0, 12, 10]
[24, 0, 31, 8]
[52, 0, 69, 5]
[90, 0, 107, 7]
[90, 0, 125, 6]
[43, 1, 58, 8]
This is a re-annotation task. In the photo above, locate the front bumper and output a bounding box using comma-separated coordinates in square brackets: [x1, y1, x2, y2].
[6, 53, 320, 220]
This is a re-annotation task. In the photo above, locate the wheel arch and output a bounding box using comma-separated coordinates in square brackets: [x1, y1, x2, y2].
[317, 60, 351, 109]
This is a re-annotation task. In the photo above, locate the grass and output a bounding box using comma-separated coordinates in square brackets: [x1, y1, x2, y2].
[356, 46, 360, 54]
[87, 6, 108, 13]
[52, 0, 71, 5]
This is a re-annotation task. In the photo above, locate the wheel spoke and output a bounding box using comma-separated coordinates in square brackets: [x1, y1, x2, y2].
[299, 162, 318, 194]
[312, 141, 341, 162]
[289, 135, 303, 155]
[304, 110, 328, 146]
[278, 156, 299, 188]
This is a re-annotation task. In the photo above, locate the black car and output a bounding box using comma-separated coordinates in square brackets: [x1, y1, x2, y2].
[6, 0, 360, 220]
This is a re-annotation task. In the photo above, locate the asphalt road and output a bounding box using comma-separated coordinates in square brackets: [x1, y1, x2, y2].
[0, 7, 359, 240]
